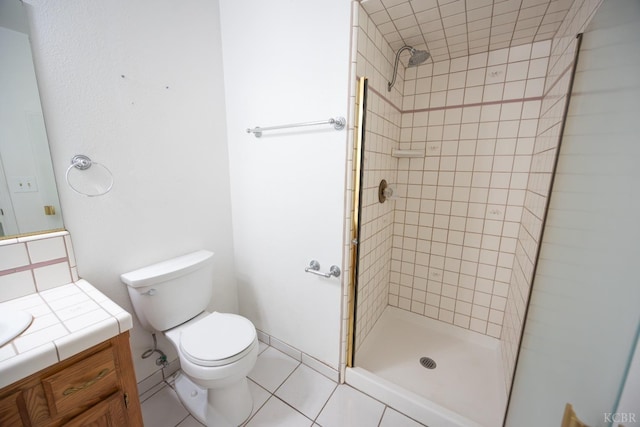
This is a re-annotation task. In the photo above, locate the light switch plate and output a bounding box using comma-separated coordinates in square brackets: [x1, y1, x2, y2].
[9, 176, 38, 193]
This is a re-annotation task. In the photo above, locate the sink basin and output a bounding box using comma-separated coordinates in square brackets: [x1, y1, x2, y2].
[0, 306, 33, 347]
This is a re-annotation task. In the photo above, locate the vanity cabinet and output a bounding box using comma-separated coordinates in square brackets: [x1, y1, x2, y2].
[0, 331, 142, 426]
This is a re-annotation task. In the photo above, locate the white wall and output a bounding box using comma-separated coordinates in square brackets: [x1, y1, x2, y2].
[506, 0, 640, 425]
[25, 0, 237, 381]
[219, 0, 352, 368]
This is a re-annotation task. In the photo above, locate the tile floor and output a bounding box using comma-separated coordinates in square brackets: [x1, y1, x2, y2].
[140, 341, 426, 427]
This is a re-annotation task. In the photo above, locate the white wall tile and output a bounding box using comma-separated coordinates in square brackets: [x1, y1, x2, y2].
[0, 244, 29, 271]
[0, 271, 36, 302]
[483, 83, 504, 101]
[525, 77, 545, 96]
[504, 80, 526, 99]
[26, 237, 66, 263]
[354, 29, 553, 351]
[528, 57, 549, 78]
[506, 61, 529, 81]
[488, 48, 509, 65]
[530, 40, 552, 59]
[509, 44, 532, 63]
[33, 262, 72, 292]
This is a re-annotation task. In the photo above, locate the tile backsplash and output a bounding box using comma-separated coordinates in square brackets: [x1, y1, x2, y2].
[0, 231, 78, 302]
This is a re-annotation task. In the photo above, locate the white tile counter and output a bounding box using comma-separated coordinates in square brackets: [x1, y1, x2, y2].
[0, 279, 132, 389]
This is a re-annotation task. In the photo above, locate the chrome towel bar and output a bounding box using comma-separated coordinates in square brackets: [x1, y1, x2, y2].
[305, 260, 341, 278]
[247, 116, 345, 138]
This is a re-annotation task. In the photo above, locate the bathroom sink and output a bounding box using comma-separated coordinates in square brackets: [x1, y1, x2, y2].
[0, 306, 33, 347]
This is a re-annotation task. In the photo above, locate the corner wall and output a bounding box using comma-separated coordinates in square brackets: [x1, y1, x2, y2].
[25, 0, 237, 382]
[219, 0, 352, 369]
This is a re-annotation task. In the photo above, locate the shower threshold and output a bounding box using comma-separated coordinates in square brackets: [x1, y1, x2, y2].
[347, 306, 506, 427]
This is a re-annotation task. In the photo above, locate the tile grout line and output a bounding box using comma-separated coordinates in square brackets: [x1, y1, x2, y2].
[240, 379, 270, 426]
[311, 381, 341, 426]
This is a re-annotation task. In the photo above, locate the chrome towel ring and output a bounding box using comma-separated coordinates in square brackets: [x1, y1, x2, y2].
[65, 155, 114, 197]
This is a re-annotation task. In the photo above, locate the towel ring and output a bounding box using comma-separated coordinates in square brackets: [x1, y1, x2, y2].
[65, 155, 114, 197]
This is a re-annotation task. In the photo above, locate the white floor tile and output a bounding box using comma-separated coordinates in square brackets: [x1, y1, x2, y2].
[138, 370, 165, 398]
[316, 385, 385, 427]
[246, 396, 313, 427]
[379, 407, 426, 427]
[249, 347, 300, 392]
[247, 379, 272, 420]
[139, 379, 167, 403]
[275, 364, 337, 420]
[141, 386, 189, 427]
[176, 415, 205, 427]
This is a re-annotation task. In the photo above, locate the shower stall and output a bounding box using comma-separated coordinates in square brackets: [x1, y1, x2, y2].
[341, 2, 597, 426]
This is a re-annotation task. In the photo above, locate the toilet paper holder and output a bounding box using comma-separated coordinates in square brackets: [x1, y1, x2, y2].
[305, 260, 341, 278]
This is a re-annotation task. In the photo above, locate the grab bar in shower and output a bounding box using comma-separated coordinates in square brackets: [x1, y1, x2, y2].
[305, 260, 341, 278]
[246, 116, 346, 138]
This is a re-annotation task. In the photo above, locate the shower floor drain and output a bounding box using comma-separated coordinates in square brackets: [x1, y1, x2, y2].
[419, 356, 437, 369]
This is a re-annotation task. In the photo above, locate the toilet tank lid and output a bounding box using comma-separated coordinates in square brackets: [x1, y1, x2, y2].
[120, 250, 214, 288]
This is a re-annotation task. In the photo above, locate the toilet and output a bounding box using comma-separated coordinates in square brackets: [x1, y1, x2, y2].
[120, 250, 258, 427]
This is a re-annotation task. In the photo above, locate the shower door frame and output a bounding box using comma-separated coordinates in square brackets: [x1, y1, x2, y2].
[346, 76, 367, 368]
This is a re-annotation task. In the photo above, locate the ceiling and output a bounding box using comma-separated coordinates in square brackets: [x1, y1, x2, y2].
[360, 0, 575, 62]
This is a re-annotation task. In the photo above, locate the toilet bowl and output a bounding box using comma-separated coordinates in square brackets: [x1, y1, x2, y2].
[120, 250, 258, 426]
[164, 311, 259, 426]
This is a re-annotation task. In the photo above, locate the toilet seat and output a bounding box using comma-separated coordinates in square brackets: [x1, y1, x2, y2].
[179, 312, 256, 367]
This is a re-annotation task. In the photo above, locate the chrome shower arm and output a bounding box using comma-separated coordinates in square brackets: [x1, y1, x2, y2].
[388, 46, 414, 92]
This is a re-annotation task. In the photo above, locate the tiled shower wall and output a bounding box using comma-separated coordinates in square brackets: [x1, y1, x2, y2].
[389, 41, 551, 339]
[351, 3, 404, 351]
[500, 0, 604, 390]
[349, 2, 556, 349]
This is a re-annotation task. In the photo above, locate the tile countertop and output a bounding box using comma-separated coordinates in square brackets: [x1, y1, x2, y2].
[0, 279, 132, 389]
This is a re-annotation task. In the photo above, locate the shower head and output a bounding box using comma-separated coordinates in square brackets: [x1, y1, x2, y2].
[408, 49, 430, 67]
[388, 45, 431, 91]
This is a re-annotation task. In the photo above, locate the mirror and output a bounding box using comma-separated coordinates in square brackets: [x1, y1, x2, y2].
[0, 0, 63, 239]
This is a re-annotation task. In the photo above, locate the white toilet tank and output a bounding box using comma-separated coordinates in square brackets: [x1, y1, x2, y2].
[121, 250, 214, 332]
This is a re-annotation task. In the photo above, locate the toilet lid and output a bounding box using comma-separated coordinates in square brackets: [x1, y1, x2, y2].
[180, 312, 256, 367]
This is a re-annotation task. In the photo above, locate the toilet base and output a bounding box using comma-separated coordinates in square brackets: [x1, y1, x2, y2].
[174, 371, 253, 427]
